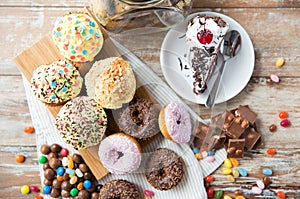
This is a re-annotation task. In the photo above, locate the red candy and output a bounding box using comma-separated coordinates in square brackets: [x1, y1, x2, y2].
[143, 190, 154, 197]
[204, 175, 214, 183]
[279, 111, 288, 119]
[280, 119, 291, 127]
[60, 148, 69, 157]
[30, 186, 40, 193]
[276, 191, 286, 199]
[207, 187, 214, 198]
[266, 148, 276, 155]
[197, 29, 213, 45]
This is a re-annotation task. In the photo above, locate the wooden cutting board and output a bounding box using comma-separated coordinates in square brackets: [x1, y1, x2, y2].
[13, 10, 155, 180]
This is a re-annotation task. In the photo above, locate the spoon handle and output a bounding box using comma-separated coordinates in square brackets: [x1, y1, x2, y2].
[205, 54, 225, 108]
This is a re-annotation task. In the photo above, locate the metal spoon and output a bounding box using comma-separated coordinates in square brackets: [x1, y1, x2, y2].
[205, 30, 241, 108]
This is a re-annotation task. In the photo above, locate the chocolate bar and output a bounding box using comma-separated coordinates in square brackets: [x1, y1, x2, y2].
[226, 116, 249, 139]
[227, 138, 245, 158]
[235, 105, 257, 125]
[240, 127, 261, 150]
[193, 121, 209, 148]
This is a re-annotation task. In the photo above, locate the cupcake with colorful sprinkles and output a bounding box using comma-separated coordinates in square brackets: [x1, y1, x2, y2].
[52, 12, 104, 62]
[55, 96, 108, 150]
[30, 60, 83, 105]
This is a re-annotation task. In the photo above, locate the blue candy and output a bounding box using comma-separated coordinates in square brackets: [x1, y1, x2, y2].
[42, 185, 51, 194]
[83, 179, 92, 189]
[66, 168, 74, 175]
[207, 150, 215, 156]
[238, 168, 248, 177]
[56, 166, 65, 176]
[262, 168, 273, 176]
[192, 148, 200, 154]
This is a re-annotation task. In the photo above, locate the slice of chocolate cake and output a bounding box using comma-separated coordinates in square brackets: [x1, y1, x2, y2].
[186, 15, 229, 94]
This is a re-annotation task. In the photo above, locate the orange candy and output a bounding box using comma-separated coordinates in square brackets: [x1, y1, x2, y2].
[15, 154, 25, 163]
[77, 182, 84, 191]
[56, 175, 63, 181]
[266, 148, 277, 155]
[279, 111, 288, 119]
[204, 175, 214, 183]
[24, 126, 35, 134]
[33, 196, 43, 199]
[276, 191, 286, 199]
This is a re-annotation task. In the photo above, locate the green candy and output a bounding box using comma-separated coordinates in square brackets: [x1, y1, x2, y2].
[214, 190, 223, 199]
[70, 188, 78, 196]
[38, 155, 47, 164]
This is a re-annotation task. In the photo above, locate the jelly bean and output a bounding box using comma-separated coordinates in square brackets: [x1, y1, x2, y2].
[62, 157, 68, 167]
[266, 148, 276, 155]
[232, 168, 240, 178]
[56, 175, 63, 181]
[204, 175, 214, 183]
[66, 168, 74, 175]
[69, 172, 75, 178]
[214, 190, 223, 199]
[38, 156, 47, 164]
[251, 186, 262, 194]
[33, 196, 43, 199]
[206, 156, 215, 163]
[238, 168, 248, 177]
[21, 185, 30, 194]
[229, 158, 239, 167]
[16, 154, 25, 163]
[75, 168, 83, 178]
[275, 57, 285, 67]
[83, 179, 92, 189]
[56, 166, 65, 176]
[280, 119, 290, 127]
[234, 189, 243, 195]
[68, 156, 74, 169]
[224, 158, 232, 169]
[202, 151, 208, 158]
[262, 168, 273, 176]
[235, 196, 246, 199]
[29, 185, 40, 192]
[276, 191, 286, 199]
[77, 182, 84, 191]
[226, 175, 235, 182]
[144, 196, 151, 199]
[279, 111, 288, 119]
[207, 187, 214, 198]
[24, 126, 34, 134]
[270, 74, 280, 83]
[70, 188, 79, 196]
[223, 195, 232, 199]
[262, 176, 271, 185]
[221, 168, 232, 175]
[192, 147, 200, 154]
[269, 124, 277, 132]
[195, 153, 203, 160]
[70, 176, 78, 184]
[256, 180, 265, 190]
[60, 148, 69, 157]
[144, 190, 154, 197]
[42, 185, 51, 194]
[208, 150, 215, 156]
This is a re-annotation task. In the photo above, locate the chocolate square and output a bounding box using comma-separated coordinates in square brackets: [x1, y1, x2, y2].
[227, 138, 245, 158]
[193, 121, 209, 148]
[208, 132, 227, 150]
[211, 110, 235, 130]
[235, 105, 257, 125]
[240, 127, 261, 150]
[226, 116, 249, 138]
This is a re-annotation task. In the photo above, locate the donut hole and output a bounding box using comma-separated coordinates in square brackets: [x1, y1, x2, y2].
[117, 151, 124, 159]
[176, 120, 181, 125]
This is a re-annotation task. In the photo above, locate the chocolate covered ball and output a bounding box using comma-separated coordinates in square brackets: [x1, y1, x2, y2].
[91, 192, 99, 199]
[50, 143, 62, 153]
[61, 181, 72, 191]
[61, 189, 71, 197]
[43, 162, 51, 170]
[78, 190, 90, 199]
[79, 164, 89, 173]
[49, 158, 61, 169]
[40, 144, 51, 155]
[73, 154, 83, 164]
[44, 178, 53, 186]
[63, 173, 70, 181]
[50, 188, 61, 198]
[48, 152, 59, 159]
[83, 172, 92, 180]
[44, 168, 55, 180]
[52, 179, 62, 189]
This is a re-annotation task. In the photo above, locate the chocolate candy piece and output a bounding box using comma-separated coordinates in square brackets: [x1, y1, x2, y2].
[44, 178, 52, 186]
[43, 162, 51, 170]
[227, 139, 245, 158]
[61, 181, 72, 191]
[263, 176, 271, 185]
[48, 152, 59, 159]
[226, 117, 249, 139]
[63, 173, 69, 181]
[78, 190, 90, 199]
[91, 192, 99, 199]
[52, 179, 62, 189]
[235, 105, 257, 125]
[83, 172, 93, 180]
[49, 158, 61, 169]
[79, 164, 89, 173]
[40, 144, 51, 155]
[50, 188, 60, 198]
[240, 127, 261, 150]
[73, 154, 83, 164]
[50, 143, 62, 153]
[193, 121, 209, 148]
[44, 168, 55, 180]
[61, 189, 71, 197]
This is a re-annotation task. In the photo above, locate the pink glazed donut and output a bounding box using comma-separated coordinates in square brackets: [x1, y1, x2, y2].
[159, 102, 192, 144]
[98, 133, 142, 175]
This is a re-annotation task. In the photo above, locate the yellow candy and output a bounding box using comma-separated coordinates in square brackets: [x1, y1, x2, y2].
[235, 196, 246, 199]
[70, 176, 78, 184]
[224, 158, 232, 169]
[226, 175, 235, 182]
[276, 58, 285, 67]
[224, 195, 233, 199]
[195, 153, 203, 160]
[69, 173, 75, 178]
[68, 156, 74, 169]
[221, 168, 232, 175]
[21, 185, 30, 194]
[229, 158, 239, 167]
[232, 168, 240, 178]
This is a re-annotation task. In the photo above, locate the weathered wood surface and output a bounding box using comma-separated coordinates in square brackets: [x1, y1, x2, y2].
[1, 0, 300, 198]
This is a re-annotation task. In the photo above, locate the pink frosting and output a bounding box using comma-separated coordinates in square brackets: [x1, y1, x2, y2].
[98, 134, 141, 175]
[164, 102, 192, 143]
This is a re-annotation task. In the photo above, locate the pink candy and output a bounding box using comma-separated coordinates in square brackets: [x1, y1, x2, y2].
[144, 190, 154, 197]
[252, 186, 262, 194]
[270, 74, 280, 83]
[256, 180, 265, 190]
[205, 156, 215, 163]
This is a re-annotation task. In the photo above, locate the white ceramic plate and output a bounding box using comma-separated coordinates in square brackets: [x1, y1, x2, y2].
[160, 12, 255, 104]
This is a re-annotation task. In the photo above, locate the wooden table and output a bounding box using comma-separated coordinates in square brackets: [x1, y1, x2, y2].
[1, 0, 300, 198]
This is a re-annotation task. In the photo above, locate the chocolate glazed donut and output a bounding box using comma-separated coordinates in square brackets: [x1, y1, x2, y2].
[99, 179, 142, 199]
[145, 148, 184, 190]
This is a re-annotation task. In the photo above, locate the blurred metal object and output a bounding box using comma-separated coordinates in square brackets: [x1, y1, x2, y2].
[90, 0, 194, 33]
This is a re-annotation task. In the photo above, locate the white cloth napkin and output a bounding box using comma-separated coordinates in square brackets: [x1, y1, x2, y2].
[22, 40, 226, 198]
